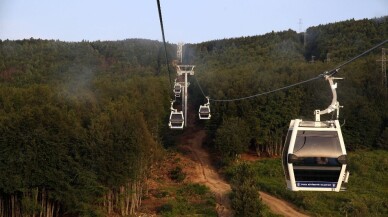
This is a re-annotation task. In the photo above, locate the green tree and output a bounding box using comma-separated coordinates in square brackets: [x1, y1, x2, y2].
[215, 117, 250, 164]
[377, 127, 388, 149]
[230, 163, 263, 217]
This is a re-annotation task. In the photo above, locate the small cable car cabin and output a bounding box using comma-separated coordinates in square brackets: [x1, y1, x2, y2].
[174, 83, 182, 98]
[199, 106, 211, 119]
[282, 76, 349, 192]
[198, 97, 211, 120]
[168, 100, 184, 129]
[169, 111, 184, 129]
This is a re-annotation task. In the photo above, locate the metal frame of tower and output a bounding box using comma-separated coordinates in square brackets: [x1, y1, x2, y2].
[377, 48, 387, 89]
[176, 65, 195, 127]
[298, 18, 307, 48]
[382, 48, 387, 88]
[177, 42, 184, 63]
[298, 18, 303, 33]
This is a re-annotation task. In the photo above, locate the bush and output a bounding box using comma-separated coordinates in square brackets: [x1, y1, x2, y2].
[231, 183, 263, 217]
[178, 183, 210, 196]
[230, 163, 264, 217]
[157, 203, 173, 213]
[169, 166, 186, 182]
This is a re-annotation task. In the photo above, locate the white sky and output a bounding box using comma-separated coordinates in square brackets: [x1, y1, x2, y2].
[0, 0, 387, 43]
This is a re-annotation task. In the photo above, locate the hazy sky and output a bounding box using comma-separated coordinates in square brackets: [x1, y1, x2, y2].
[0, 0, 387, 43]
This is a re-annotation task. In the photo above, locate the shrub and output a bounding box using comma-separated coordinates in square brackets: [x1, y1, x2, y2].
[169, 166, 186, 182]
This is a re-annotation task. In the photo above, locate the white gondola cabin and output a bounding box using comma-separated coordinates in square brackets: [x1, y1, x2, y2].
[168, 100, 184, 129]
[199, 106, 211, 119]
[174, 83, 182, 98]
[169, 111, 184, 129]
[282, 76, 349, 192]
[282, 119, 349, 191]
[198, 97, 211, 120]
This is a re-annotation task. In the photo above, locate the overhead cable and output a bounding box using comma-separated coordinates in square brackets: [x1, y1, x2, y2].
[193, 75, 208, 98]
[194, 39, 388, 102]
[328, 39, 388, 76]
[156, 0, 173, 89]
[209, 76, 321, 102]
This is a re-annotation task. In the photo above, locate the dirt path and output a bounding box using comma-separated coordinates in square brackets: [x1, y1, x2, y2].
[178, 104, 309, 217]
[179, 128, 311, 217]
[181, 129, 233, 217]
[260, 192, 310, 217]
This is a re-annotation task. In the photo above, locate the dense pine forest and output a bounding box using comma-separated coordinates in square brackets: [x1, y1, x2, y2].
[0, 17, 387, 216]
[0, 39, 173, 216]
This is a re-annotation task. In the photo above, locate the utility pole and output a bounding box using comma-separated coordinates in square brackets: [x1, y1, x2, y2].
[326, 52, 331, 63]
[177, 42, 184, 63]
[376, 48, 387, 89]
[381, 48, 387, 88]
[298, 18, 307, 48]
[298, 18, 303, 33]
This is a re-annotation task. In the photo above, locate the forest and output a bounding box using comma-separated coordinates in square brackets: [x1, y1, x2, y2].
[0, 39, 172, 216]
[0, 17, 387, 216]
[187, 17, 388, 163]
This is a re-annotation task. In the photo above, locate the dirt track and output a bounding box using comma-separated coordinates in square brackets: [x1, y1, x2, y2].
[177, 102, 309, 216]
[182, 129, 233, 217]
[180, 127, 310, 217]
[260, 192, 310, 217]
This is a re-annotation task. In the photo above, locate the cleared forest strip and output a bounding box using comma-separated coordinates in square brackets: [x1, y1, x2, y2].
[181, 129, 233, 217]
[179, 128, 311, 217]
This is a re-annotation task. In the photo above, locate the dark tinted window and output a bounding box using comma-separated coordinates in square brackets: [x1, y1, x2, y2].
[171, 114, 183, 121]
[293, 157, 340, 167]
[294, 169, 340, 182]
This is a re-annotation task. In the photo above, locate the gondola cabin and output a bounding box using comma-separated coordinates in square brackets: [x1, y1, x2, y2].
[174, 83, 182, 98]
[198, 105, 211, 119]
[198, 97, 211, 120]
[282, 119, 349, 192]
[168, 111, 184, 129]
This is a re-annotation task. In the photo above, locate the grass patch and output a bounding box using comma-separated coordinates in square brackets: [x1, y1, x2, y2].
[158, 183, 217, 217]
[178, 183, 210, 196]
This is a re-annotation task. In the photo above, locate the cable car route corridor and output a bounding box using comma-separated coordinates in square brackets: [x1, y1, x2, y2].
[179, 127, 233, 217]
[175, 103, 310, 217]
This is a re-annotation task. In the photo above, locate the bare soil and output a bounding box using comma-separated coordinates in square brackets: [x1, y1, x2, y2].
[179, 129, 233, 217]
[260, 192, 310, 217]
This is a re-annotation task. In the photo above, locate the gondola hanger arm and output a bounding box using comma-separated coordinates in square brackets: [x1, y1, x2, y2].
[170, 100, 177, 112]
[314, 75, 343, 122]
[205, 96, 210, 106]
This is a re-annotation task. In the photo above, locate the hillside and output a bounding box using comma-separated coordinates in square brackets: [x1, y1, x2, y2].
[0, 17, 387, 216]
[187, 17, 388, 159]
